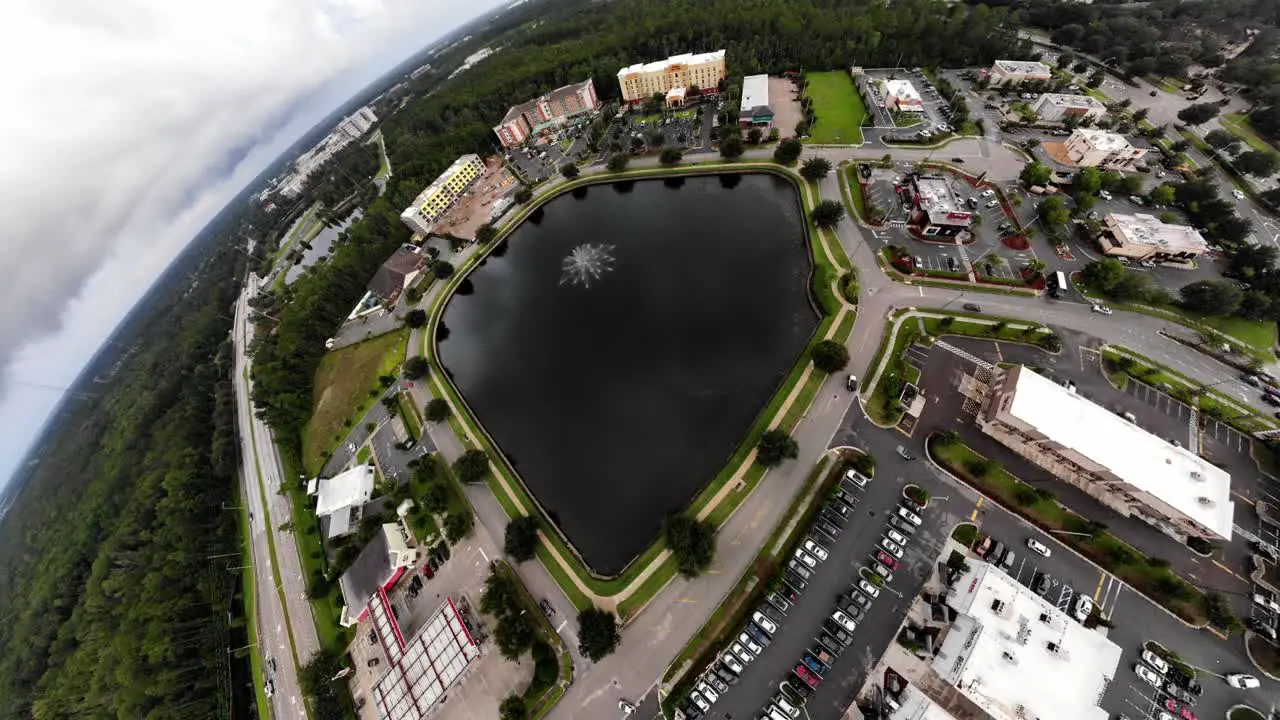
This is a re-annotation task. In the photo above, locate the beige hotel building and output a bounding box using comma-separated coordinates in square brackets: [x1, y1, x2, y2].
[617, 50, 726, 105]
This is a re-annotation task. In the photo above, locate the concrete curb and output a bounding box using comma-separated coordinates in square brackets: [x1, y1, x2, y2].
[921, 433, 1209, 632]
[1242, 632, 1280, 682]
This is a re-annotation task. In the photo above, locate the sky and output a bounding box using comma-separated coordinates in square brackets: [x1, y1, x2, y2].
[0, 0, 508, 489]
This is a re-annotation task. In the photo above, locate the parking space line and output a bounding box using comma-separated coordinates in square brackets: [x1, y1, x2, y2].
[1094, 570, 1106, 601]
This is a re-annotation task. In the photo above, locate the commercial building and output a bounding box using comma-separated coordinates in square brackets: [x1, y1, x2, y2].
[1096, 212, 1209, 262]
[905, 174, 973, 238]
[979, 365, 1233, 542]
[368, 246, 428, 303]
[928, 561, 1122, 720]
[338, 522, 420, 627]
[884, 79, 925, 113]
[399, 154, 486, 235]
[311, 465, 375, 540]
[370, 599, 480, 720]
[493, 79, 601, 148]
[987, 59, 1054, 86]
[616, 50, 726, 104]
[738, 74, 774, 128]
[338, 106, 378, 141]
[1031, 93, 1107, 123]
[1062, 128, 1148, 170]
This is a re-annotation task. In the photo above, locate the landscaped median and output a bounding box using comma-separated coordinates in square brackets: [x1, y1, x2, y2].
[416, 159, 859, 623]
[925, 431, 1239, 632]
[862, 308, 1061, 426]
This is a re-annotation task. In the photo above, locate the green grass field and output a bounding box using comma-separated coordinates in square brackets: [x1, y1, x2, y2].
[803, 72, 867, 145]
[301, 329, 408, 474]
[1223, 113, 1279, 155]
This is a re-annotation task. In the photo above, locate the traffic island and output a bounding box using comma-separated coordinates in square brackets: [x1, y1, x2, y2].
[1244, 632, 1280, 681]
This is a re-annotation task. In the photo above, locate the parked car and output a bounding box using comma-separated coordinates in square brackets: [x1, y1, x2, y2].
[985, 200, 1000, 208]
[795, 549, 819, 568]
[1164, 682, 1196, 705]
[783, 569, 807, 592]
[804, 539, 829, 562]
[1253, 593, 1280, 613]
[1141, 650, 1170, 675]
[738, 632, 763, 656]
[766, 591, 791, 614]
[897, 507, 923, 526]
[886, 528, 908, 546]
[721, 652, 745, 675]
[793, 664, 821, 689]
[1026, 538, 1051, 557]
[690, 691, 711, 712]
[773, 696, 802, 718]
[981, 189, 995, 198]
[832, 610, 858, 633]
[889, 516, 917, 536]
[871, 561, 894, 581]
[901, 497, 926, 515]
[843, 469, 869, 488]
[998, 549, 1016, 571]
[876, 550, 900, 570]
[846, 590, 872, 610]
[858, 579, 881, 598]
[730, 641, 754, 664]
[745, 622, 772, 648]
[1136, 663, 1164, 688]
[1031, 571, 1051, 596]
[880, 538, 904, 558]
[696, 682, 719, 704]
[752, 611, 778, 635]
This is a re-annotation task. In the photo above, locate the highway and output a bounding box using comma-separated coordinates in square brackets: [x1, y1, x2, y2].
[232, 272, 317, 720]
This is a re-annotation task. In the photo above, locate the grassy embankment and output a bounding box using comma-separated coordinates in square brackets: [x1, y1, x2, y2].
[802, 71, 868, 145]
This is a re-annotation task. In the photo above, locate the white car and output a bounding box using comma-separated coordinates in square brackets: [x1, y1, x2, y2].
[1141, 650, 1170, 675]
[696, 681, 719, 703]
[731, 642, 754, 664]
[1135, 663, 1164, 688]
[721, 652, 745, 675]
[980, 189, 995, 198]
[804, 539, 829, 562]
[1156, 713, 1175, 720]
[1253, 593, 1280, 613]
[897, 507, 923, 526]
[886, 528, 908, 546]
[872, 562, 894, 581]
[795, 549, 819, 568]
[752, 611, 777, 635]
[985, 199, 1000, 208]
[1099, 190, 1112, 200]
[843, 469, 869, 488]
[773, 696, 801, 718]
[1227, 673, 1261, 689]
[690, 690, 711, 711]
[859, 579, 881, 598]
[1072, 593, 1094, 622]
[738, 632, 762, 656]
[832, 610, 858, 633]
[1091, 305, 1113, 315]
[1026, 538, 1051, 557]
[1233, 188, 1246, 200]
[880, 538, 904, 558]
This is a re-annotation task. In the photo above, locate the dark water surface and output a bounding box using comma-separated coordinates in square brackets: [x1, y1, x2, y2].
[438, 174, 818, 573]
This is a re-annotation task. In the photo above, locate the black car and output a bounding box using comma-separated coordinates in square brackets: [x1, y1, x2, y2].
[1164, 682, 1196, 705]
[1031, 571, 1051, 597]
[816, 519, 842, 539]
[838, 599, 867, 623]
[826, 501, 851, 519]
[889, 516, 917, 536]
[821, 508, 847, 529]
[963, 303, 982, 312]
[783, 569, 808, 592]
[1166, 666, 1203, 695]
[712, 663, 739, 686]
[818, 631, 846, 655]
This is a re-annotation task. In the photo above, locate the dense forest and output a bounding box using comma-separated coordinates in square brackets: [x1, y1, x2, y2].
[250, 0, 1027, 444]
[0, 233, 247, 717]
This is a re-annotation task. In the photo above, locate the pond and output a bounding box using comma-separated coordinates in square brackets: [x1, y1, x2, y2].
[438, 173, 818, 573]
[284, 209, 363, 284]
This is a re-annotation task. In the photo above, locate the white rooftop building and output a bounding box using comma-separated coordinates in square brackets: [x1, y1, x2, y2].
[312, 464, 376, 539]
[988, 60, 1054, 86]
[1063, 128, 1148, 170]
[1031, 93, 1107, 123]
[932, 561, 1123, 720]
[1098, 212, 1209, 262]
[981, 365, 1234, 541]
[884, 79, 925, 112]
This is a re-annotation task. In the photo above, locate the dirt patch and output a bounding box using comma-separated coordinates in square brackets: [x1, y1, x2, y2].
[433, 155, 519, 240]
[1042, 141, 1074, 166]
[769, 76, 805, 137]
[1001, 234, 1030, 250]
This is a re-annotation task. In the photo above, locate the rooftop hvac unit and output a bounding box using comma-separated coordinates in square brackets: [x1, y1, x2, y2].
[1197, 497, 1216, 507]
[1001, 650, 1018, 664]
[1190, 471, 1204, 482]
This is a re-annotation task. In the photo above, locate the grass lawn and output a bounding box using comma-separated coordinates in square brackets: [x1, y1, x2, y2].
[803, 71, 867, 145]
[841, 166, 872, 221]
[1223, 114, 1279, 155]
[301, 329, 409, 475]
[929, 437, 1221, 628]
[1228, 706, 1267, 720]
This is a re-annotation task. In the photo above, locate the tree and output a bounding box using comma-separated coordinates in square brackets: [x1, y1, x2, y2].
[1235, 150, 1280, 177]
[431, 260, 455, 279]
[453, 448, 490, 483]
[476, 223, 498, 244]
[425, 398, 451, 423]
[773, 137, 803, 164]
[1179, 280, 1243, 316]
[1037, 196, 1070, 228]
[495, 612, 534, 660]
[1133, 108, 1149, 122]
[1019, 161, 1052, 188]
[811, 199, 846, 228]
[1082, 259, 1125, 293]
[1239, 291, 1273, 321]
[504, 515, 540, 562]
[560, 162, 580, 179]
[1177, 103, 1220, 126]
[514, 186, 533, 204]
[1075, 167, 1102, 196]
[795, 120, 809, 137]
[720, 136, 744, 160]
[300, 649, 351, 719]
[1109, 271, 1156, 303]
[747, 127, 764, 144]
[756, 428, 799, 467]
[577, 607, 620, 662]
[480, 569, 518, 617]
[403, 356, 429, 380]
[607, 154, 629, 172]
[664, 515, 716, 577]
[1148, 184, 1175, 207]
[445, 512, 473, 542]
[1204, 129, 1241, 153]
[811, 339, 850, 372]
[404, 309, 428, 328]
[800, 156, 832, 181]
[499, 695, 527, 720]
[422, 482, 448, 513]
[660, 147, 683, 165]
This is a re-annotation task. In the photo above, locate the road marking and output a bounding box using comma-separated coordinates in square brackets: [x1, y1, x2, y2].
[556, 620, 567, 632]
[1211, 559, 1246, 582]
[970, 497, 983, 521]
[1207, 625, 1230, 641]
[1094, 570, 1106, 601]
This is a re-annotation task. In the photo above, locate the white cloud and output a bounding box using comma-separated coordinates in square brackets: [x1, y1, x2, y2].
[0, 0, 505, 486]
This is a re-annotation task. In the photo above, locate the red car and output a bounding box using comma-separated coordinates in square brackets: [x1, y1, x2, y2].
[794, 664, 821, 689]
[1164, 699, 1196, 720]
[876, 550, 900, 571]
[1180, 709, 1197, 720]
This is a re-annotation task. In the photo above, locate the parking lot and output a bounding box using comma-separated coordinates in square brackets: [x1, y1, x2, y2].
[860, 68, 957, 135]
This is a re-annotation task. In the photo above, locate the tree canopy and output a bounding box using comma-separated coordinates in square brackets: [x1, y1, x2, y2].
[1179, 280, 1244, 316]
[800, 156, 832, 180]
[577, 607, 620, 662]
[757, 428, 799, 467]
[812, 199, 846, 227]
[811, 339, 850, 372]
[664, 516, 717, 578]
[453, 448, 491, 484]
[504, 516, 541, 562]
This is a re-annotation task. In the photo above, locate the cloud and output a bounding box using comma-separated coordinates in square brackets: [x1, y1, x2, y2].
[0, 0, 505, 486]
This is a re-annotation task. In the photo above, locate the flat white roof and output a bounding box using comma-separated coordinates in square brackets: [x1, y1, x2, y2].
[1006, 366, 1233, 538]
[617, 49, 725, 77]
[1104, 212, 1209, 254]
[371, 596, 479, 720]
[741, 74, 770, 113]
[994, 59, 1053, 76]
[885, 79, 923, 103]
[937, 562, 1122, 720]
[314, 464, 375, 517]
[1071, 128, 1133, 151]
[1037, 92, 1107, 110]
